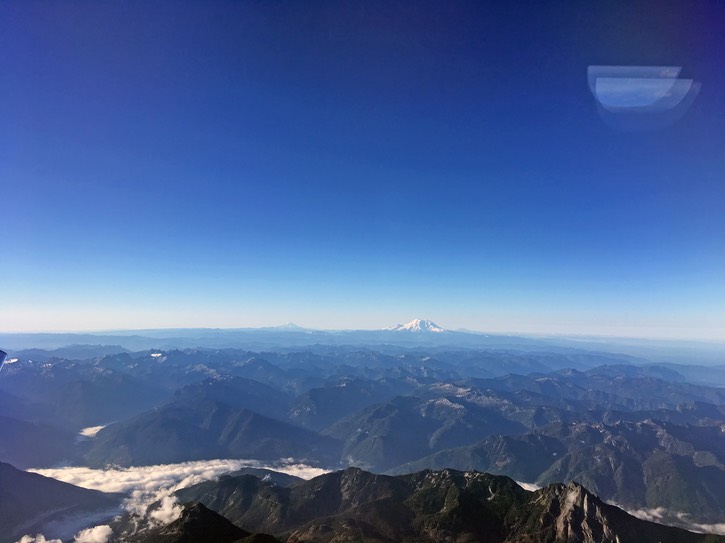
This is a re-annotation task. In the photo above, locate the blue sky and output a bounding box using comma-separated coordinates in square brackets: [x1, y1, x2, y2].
[1, 1, 724, 339]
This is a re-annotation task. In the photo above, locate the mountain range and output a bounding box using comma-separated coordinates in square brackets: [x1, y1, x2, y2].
[3, 320, 723, 365]
[124, 502, 280, 543]
[1, 334, 724, 540]
[171, 467, 725, 543]
[11, 462, 722, 543]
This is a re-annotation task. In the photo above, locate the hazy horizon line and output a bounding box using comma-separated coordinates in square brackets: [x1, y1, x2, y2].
[2, 323, 724, 346]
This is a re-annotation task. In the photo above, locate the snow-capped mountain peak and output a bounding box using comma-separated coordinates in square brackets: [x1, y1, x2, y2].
[385, 319, 447, 333]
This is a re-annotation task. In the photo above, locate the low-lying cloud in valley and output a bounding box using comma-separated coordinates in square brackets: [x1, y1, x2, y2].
[616, 505, 725, 536]
[29, 458, 328, 494]
[20, 459, 329, 543]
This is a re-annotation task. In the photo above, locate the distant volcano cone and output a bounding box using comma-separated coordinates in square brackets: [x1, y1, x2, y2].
[385, 319, 447, 333]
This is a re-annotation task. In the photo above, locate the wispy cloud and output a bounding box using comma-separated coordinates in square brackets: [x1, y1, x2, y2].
[78, 426, 106, 438]
[515, 481, 541, 492]
[610, 503, 725, 536]
[624, 506, 667, 523]
[689, 523, 725, 536]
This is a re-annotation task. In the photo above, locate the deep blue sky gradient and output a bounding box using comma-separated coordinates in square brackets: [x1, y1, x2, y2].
[1, 1, 724, 338]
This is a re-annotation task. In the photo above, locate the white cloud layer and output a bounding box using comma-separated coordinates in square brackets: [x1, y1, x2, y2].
[17, 536, 62, 543]
[612, 503, 725, 536]
[21, 459, 329, 543]
[30, 458, 328, 494]
[73, 525, 113, 543]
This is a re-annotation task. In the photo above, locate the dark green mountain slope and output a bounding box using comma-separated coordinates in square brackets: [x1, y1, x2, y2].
[126, 501, 282, 543]
[176, 468, 725, 543]
[172, 376, 294, 420]
[323, 395, 526, 470]
[289, 377, 417, 430]
[393, 419, 725, 525]
[85, 399, 340, 467]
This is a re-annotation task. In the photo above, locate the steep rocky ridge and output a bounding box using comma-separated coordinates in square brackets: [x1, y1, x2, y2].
[176, 468, 725, 542]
